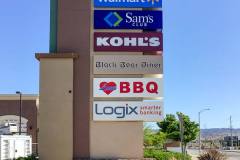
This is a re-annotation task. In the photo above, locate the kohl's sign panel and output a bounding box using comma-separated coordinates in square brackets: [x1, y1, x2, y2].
[94, 10, 162, 30]
[94, 0, 162, 8]
[94, 32, 163, 52]
[93, 78, 163, 98]
[93, 101, 164, 121]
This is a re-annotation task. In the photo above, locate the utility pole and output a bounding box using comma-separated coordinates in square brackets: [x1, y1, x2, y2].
[230, 116, 233, 148]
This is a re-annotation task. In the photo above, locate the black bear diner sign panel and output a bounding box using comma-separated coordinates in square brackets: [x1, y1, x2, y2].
[93, 55, 163, 75]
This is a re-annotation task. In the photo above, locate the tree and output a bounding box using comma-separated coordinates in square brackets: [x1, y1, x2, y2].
[157, 112, 199, 154]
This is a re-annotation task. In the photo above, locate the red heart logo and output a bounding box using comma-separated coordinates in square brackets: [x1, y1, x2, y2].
[99, 82, 117, 95]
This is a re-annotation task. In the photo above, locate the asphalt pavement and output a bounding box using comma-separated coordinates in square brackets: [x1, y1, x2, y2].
[188, 149, 240, 160]
[223, 151, 240, 160]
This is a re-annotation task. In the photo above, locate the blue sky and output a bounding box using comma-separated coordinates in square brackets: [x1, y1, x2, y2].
[0, 0, 240, 129]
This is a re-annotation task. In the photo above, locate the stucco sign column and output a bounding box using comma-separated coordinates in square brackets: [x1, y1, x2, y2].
[36, 0, 164, 159]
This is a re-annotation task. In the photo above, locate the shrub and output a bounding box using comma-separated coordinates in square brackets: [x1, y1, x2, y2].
[144, 149, 191, 160]
[144, 127, 166, 149]
[198, 150, 226, 160]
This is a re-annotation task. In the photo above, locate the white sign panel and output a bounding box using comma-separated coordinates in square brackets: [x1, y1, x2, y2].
[94, 55, 163, 75]
[93, 78, 163, 98]
[93, 101, 164, 121]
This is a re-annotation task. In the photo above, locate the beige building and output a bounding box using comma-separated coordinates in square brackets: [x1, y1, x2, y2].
[0, 94, 38, 154]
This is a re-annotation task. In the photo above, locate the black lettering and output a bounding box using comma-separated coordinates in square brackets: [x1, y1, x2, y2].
[95, 104, 103, 115]
[129, 106, 138, 115]
[115, 107, 125, 118]
[103, 107, 113, 115]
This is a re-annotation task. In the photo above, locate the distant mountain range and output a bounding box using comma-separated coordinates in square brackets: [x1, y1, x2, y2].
[152, 128, 240, 139]
[201, 128, 240, 139]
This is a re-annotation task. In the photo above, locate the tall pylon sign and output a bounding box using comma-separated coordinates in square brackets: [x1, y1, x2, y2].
[36, 0, 164, 159]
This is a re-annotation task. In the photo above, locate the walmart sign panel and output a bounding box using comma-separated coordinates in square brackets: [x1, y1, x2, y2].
[94, 0, 162, 8]
[94, 10, 162, 30]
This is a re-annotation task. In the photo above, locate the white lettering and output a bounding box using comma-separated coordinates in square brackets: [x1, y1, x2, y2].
[125, 12, 154, 27]
[149, 37, 160, 46]
[125, 12, 132, 23]
[138, 38, 148, 46]
[97, 37, 109, 46]
[98, 0, 149, 3]
[124, 37, 137, 46]
[96, 36, 161, 47]
[110, 37, 123, 46]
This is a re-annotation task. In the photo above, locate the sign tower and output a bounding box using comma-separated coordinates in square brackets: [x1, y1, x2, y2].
[36, 0, 164, 159]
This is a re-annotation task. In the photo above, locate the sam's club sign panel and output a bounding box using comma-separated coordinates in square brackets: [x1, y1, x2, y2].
[93, 78, 163, 98]
[94, 0, 162, 8]
[94, 10, 162, 30]
[93, 101, 164, 121]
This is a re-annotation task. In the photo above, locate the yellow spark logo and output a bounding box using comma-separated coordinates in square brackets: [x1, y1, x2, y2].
[148, 0, 160, 5]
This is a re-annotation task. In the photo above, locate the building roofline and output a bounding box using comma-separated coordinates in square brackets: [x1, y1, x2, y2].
[0, 94, 38, 100]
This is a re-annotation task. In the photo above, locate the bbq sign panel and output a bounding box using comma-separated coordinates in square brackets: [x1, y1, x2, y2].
[93, 78, 163, 98]
[94, 0, 162, 8]
[94, 55, 163, 74]
[94, 32, 163, 52]
[94, 10, 162, 30]
[93, 101, 164, 121]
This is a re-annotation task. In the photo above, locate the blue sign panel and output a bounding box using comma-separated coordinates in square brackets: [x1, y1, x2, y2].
[94, 10, 162, 30]
[94, 0, 162, 8]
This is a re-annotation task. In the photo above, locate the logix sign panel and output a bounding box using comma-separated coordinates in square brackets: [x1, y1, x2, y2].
[93, 101, 164, 121]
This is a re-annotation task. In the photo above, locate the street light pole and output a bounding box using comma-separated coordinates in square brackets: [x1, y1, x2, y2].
[198, 108, 210, 154]
[198, 111, 201, 154]
[16, 91, 22, 135]
[177, 113, 184, 155]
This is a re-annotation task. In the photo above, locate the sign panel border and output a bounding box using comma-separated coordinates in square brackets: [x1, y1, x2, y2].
[93, 55, 163, 75]
[94, 0, 162, 8]
[94, 10, 163, 30]
[93, 101, 164, 122]
[94, 32, 163, 52]
[93, 78, 163, 98]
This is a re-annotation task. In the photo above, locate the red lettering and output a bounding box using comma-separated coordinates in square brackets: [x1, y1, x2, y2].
[146, 82, 158, 94]
[120, 82, 130, 93]
[133, 82, 144, 93]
